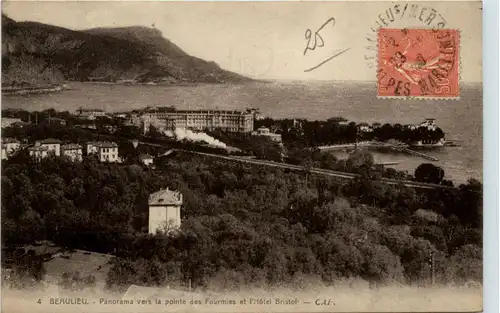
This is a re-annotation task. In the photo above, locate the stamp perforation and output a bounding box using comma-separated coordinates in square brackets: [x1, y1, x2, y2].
[376, 27, 462, 100]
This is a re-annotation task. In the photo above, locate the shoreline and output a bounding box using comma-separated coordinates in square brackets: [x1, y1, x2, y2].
[2, 84, 71, 96]
[2, 80, 259, 96]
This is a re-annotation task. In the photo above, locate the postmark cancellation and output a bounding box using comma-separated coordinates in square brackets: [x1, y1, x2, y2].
[377, 28, 460, 99]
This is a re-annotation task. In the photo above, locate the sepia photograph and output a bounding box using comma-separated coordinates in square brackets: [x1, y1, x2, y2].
[1, 1, 485, 312]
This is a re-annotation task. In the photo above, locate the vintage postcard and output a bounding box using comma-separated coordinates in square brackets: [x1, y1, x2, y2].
[1, 1, 483, 312]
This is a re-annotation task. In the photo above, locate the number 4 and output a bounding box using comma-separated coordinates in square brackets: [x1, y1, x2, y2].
[37, 299, 42, 304]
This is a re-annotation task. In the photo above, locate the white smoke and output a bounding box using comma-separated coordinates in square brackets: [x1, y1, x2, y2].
[164, 128, 227, 149]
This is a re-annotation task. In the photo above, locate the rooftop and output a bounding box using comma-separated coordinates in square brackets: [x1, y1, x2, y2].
[149, 188, 182, 206]
[140, 154, 154, 160]
[61, 144, 83, 150]
[28, 145, 49, 151]
[143, 107, 254, 116]
[78, 108, 105, 112]
[90, 141, 118, 148]
[38, 138, 62, 144]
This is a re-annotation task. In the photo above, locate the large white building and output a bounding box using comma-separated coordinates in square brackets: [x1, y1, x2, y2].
[148, 188, 183, 234]
[140, 107, 256, 134]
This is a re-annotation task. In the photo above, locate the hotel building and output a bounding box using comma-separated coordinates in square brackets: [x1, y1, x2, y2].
[140, 107, 256, 134]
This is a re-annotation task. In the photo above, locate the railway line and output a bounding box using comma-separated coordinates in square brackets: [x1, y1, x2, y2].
[140, 141, 452, 190]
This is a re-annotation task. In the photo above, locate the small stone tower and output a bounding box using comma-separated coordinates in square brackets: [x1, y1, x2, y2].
[148, 187, 183, 234]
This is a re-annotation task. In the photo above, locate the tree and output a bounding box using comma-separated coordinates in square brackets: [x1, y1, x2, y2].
[445, 244, 482, 284]
[414, 163, 445, 184]
[147, 125, 163, 140]
[347, 150, 374, 171]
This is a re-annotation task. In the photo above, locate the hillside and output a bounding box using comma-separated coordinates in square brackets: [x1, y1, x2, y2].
[1, 15, 251, 86]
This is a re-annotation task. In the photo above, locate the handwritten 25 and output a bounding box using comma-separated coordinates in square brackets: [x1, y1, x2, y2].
[303, 17, 350, 72]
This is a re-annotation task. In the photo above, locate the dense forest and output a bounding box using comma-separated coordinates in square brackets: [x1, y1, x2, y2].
[2, 147, 482, 291]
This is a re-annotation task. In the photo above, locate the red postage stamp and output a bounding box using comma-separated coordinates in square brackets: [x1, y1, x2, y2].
[377, 28, 460, 98]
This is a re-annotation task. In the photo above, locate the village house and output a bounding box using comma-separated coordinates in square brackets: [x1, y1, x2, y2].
[407, 118, 438, 131]
[357, 123, 373, 133]
[112, 112, 128, 119]
[35, 138, 62, 156]
[75, 108, 107, 120]
[28, 145, 49, 161]
[75, 124, 97, 130]
[148, 187, 183, 234]
[140, 154, 154, 166]
[1, 137, 21, 159]
[251, 127, 282, 143]
[61, 144, 83, 162]
[86, 141, 119, 163]
[1, 118, 23, 128]
[45, 117, 67, 126]
[103, 125, 118, 133]
[420, 118, 437, 130]
[85, 141, 99, 155]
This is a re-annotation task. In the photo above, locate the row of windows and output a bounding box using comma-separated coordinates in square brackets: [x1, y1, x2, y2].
[101, 154, 118, 160]
[101, 148, 118, 153]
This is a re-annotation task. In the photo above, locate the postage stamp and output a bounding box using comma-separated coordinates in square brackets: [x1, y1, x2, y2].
[377, 28, 460, 99]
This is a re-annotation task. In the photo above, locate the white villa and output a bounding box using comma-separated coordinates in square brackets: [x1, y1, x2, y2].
[148, 188, 183, 234]
[86, 141, 119, 163]
[35, 138, 62, 156]
[251, 127, 282, 143]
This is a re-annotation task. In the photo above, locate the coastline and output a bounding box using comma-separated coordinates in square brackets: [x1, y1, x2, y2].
[1, 80, 261, 96]
[2, 84, 71, 96]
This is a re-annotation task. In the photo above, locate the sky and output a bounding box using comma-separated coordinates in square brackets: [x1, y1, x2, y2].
[2, 1, 483, 82]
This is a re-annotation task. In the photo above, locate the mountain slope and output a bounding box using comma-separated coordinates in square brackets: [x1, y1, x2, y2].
[84, 26, 248, 84]
[1, 15, 251, 86]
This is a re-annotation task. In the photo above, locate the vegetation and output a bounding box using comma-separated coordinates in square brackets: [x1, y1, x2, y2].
[1, 148, 482, 291]
[253, 118, 445, 147]
[58, 272, 97, 292]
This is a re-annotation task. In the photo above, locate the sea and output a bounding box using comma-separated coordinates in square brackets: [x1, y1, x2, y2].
[1, 81, 483, 185]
